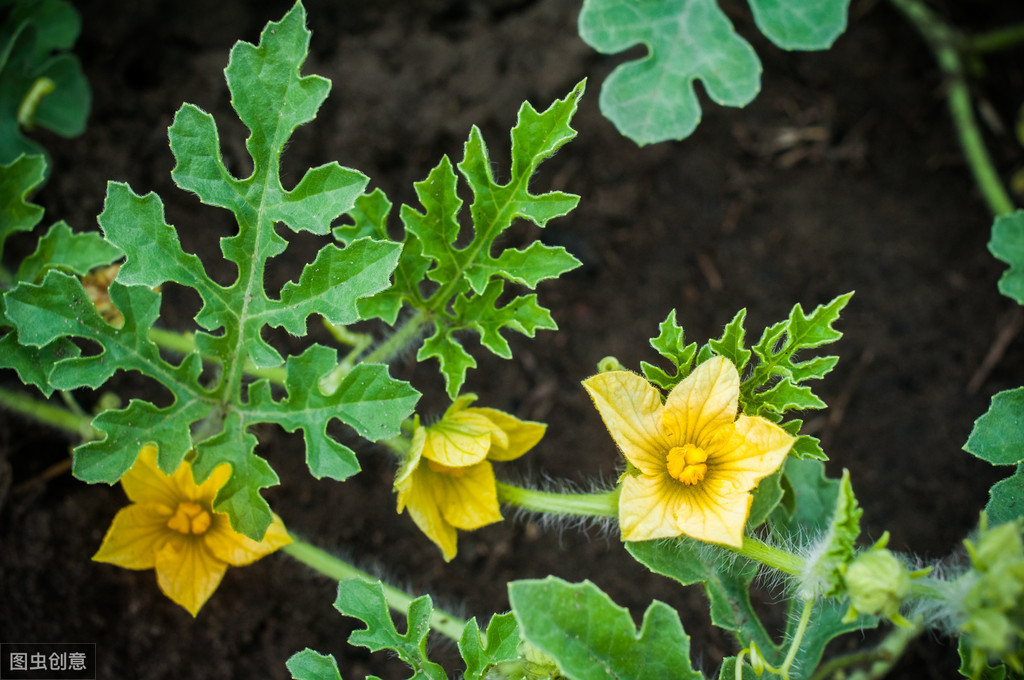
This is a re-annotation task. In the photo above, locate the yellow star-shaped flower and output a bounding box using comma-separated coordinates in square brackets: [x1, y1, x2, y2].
[583, 356, 795, 547]
[395, 395, 546, 560]
[93, 445, 291, 616]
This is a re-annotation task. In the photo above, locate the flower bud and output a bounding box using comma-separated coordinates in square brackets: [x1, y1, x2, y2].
[842, 548, 910, 622]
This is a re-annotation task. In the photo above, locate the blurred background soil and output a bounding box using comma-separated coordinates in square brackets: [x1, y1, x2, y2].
[2, 0, 1024, 678]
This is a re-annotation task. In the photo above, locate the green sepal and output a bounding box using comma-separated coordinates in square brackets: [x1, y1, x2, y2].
[333, 578, 447, 680]
[460, 612, 522, 680]
[989, 211, 1024, 305]
[965, 387, 1024, 466]
[509, 576, 702, 680]
[577, 0, 848, 144]
[285, 649, 343, 680]
[626, 538, 779, 661]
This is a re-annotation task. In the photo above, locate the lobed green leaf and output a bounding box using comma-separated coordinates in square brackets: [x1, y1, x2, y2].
[347, 81, 586, 396]
[333, 578, 447, 680]
[966, 387, 1024, 467]
[3, 2, 418, 539]
[577, 0, 849, 145]
[286, 649, 343, 680]
[459, 613, 522, 680]
[509, 576, 702, 680]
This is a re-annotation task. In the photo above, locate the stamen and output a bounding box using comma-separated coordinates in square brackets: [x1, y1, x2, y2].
[167, 501, 212, 535]
[666, 444, 708, 486]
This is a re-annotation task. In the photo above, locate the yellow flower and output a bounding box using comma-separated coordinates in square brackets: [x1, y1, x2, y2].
[583, 356, 795, 547]
[93, 445, 291, 616]
[395, 395, 546, 561]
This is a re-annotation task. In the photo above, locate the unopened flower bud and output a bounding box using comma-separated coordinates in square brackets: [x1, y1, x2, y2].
[842, 548, 910, 622]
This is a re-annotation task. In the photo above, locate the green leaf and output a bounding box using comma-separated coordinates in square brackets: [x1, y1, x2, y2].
[965, 387, 1024, 466]
[370, 81, 585, 396]
[16, 220, 122, 282]
[577, 0, 849, 144]
[641, 309, 697, 390]
[986, 463, 1024, 524]
[333, 578, 447, 680]
[578, 0, 761, 145]
[0, 0, 90, 165]
[748, 0, 850, 50]
[0, 153, 45, 259]
[286, 649, 343, 680]
[460, 613, 522, 680]
[989, 211, 1024, 305]
[509, 577, 702, 680]
[3, 3, 418, 539]
[627, 539, 779, 660]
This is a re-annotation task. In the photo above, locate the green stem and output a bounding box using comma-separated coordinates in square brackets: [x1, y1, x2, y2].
[967, 22, 1024, 53]
[731, 535, 805, 575]
[17, 76, 55, 129]
[779, 598, 815, 680]
[361, 309, 431, 365]
[0, 386, 95, 438]
[888, 0, 1016, 216]
[282, 537, 466, 642]
[147, 326, 286, 385]
[810, 620, 922, 680]
[495, 481, 619, 517]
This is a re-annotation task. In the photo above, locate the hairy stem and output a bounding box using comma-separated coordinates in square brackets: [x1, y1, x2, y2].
[731, 535, 805, 575]
[282, 536, 466, 642]
[968, 22, 1024, 53]
[496, 481, 619, 517]
[361, 308, 431, 365]
[889, 0, 1015, 216]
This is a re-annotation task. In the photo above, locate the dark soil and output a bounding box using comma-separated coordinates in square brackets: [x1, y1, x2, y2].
[3, 0, 1024, 678]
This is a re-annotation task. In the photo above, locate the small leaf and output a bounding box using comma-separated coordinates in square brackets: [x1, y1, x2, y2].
[286, 649, 343, 680]
[509, 577, 702, 680]
[334, 578, 447, 680]
[748, 0, 850, 50]
[966, 387, 1024, 466]
[986, 463, 1024, 524]
[0, 154, 46, 258]
[989, 211, 1024, 305]
[16, 220, 122, 282]
[460, 613, 521, 680]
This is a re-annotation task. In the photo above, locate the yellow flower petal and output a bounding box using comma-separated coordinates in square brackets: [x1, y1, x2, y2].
[204, 512, 292, 566]
[708, 415, 796, 492]
[424, 411, 496, 467]
[92, 503, 173, 570]
[396, 464, 458, 561]
[154, 536, 227, 617]
[671, 476, 754, 547]
[431, 460, 503, 530]
[618, 473, 687, 541]
[583, 371, 670, 474]
[471, 407, 546, 461]
[662, 356, 739, 448]
[120, 445, 184, 508]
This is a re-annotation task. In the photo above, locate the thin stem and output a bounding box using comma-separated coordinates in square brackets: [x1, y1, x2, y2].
[495, 481, 619, 517]
[967, 23, 1024, 54]
[0, 386, 95, 438]
[361, 309, 431, 365]
[730, 535, 805, 575]
[888, 0, 1015, 216]
[779, 598, 815, 680]
[282, 537, 466, 642]
[148, 326, 287, 385]
[810, 620, 922, 680]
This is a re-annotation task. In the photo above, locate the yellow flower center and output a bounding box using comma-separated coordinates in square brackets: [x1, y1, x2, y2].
[426, 459, 468, 477]
[166, 501, 212, 535]
[666, 444, 709, 486]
